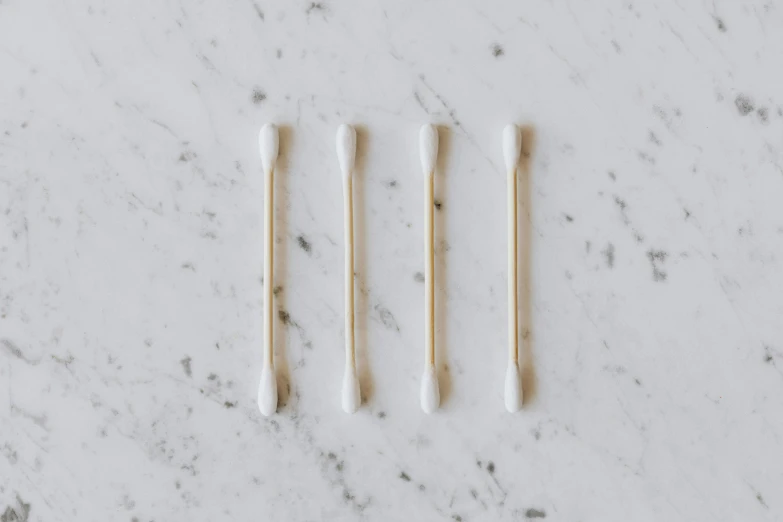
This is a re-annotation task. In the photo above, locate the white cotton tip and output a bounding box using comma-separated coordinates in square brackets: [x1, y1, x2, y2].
[419, 124, 439, 176]
[504, 362, 523, 413]
[503, 124, 522, 172]
[258, 365, 278, 416]
[336, 124, 357, 180]
[259, 123, 279, 174]
[420, 364, 440, 414]
[341, 363, 361, 414]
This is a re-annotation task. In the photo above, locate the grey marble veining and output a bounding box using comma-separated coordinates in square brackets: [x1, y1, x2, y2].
[2, 1, 783, 520]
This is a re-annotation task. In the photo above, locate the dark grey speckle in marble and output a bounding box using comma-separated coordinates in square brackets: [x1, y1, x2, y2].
[1, 339, 24, 360]
[180, 356, 192, 377]
[2, 339, 37, 365]
[2, 444, 19, 465]
[637, 151, 655, 165]
[735, 94, 754, 116]
[374, 304, 400, 332]
[1, 494, 31, 522]
[252, 2, 264, 20]
[251, 88, 267, 105]
[647, 249, 668, 282]
[305, 2, 328, 15]
[297, 234, 312, 254]
[764, 345, 775, 365]
[277, 309, 313, 349]
[603, 243, 615, 268]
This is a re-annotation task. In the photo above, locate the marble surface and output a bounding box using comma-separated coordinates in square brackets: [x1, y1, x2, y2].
[2, 0, 783, 520]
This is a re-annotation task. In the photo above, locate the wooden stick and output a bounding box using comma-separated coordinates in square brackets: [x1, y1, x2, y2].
[344, 175, 355, 369]
[264, 162, 275, 368]
[424, 172, 435, 367]
[507, 162, 518, 365]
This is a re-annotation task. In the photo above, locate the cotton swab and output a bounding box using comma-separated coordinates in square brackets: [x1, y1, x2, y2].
[337, 124, 361, 414]
[503, 124, 523, 413]
[258, 123, 279, 417]
[419, 124, 440, 414]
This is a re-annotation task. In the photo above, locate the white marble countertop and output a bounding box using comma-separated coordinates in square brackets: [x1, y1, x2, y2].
[2, 1, 783, 520]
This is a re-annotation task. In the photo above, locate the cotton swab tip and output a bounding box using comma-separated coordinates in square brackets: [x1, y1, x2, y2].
[258, 365, 278, 416]
[341, 364, 361, 414]
[420, 364, 440, 414]
[336, 124, 357, 179]
[503, 124, 522, 172]
[259, 123, 279, 174]
[419, 124, 439, 176]
[504, 361, 523, 412]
